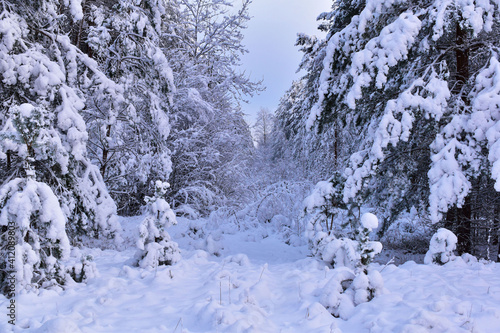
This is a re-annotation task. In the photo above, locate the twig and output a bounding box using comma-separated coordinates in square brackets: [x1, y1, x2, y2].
[259, 264, 267, 282]
[380, 256, 395, 272]
[173, 318, 182, 333]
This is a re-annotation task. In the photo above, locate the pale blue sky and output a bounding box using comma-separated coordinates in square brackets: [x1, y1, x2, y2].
[241, 0, 332, 125]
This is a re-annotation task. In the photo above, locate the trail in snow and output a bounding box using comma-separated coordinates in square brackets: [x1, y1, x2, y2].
[2, 217, 500, 332]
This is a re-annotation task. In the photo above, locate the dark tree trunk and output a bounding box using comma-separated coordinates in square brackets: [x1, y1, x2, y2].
[334, 126, 339, 169]
[445, 19, 472, 255]
[495, 195, 500, 262]
[455, 196, 472, 254]
[445, 198, 472, 255]
[6, 151, 11, 169]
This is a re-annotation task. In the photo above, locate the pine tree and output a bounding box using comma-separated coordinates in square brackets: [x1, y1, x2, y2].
[297, 0, 500, 255]
[0, 1, 121, 244]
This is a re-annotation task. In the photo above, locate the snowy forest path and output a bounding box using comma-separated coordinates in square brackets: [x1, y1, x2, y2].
[7, 219, 500, 332]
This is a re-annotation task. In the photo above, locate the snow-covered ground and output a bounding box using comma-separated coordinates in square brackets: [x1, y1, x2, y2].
[3, 217, 500, 333]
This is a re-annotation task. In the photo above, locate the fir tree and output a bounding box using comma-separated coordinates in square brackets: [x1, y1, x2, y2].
[135, 181, 181, 268]
[288, 0, 500, 255]
[0, 104, 71, 293]
[0, 1, 121, 244]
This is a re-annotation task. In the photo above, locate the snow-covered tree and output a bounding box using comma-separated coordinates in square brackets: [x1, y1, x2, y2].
[135, 181, 180, 268]
[424, 228, 457, 265]
[272, 36, 344, 183]
[357, 213, 383, 267]
[82, 0, 176, 214]
[304, 172, 347, 240]
[319, 213, 384, 320]
[169, 0, 260, 106]
[0, 104, 71, 293]
[253, 107, 274, 147]
[0, 2, 121, 243]
[162, 0, 261, 215]
[290, 0, 500, 255]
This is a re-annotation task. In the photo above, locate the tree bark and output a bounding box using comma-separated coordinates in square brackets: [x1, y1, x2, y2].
[6, 151, 11, 169]
[100, 124, 112, 178]
[446, 19, 472, 255]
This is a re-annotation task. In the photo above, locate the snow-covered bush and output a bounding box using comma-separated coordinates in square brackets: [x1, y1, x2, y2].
[304, 174, 382, 270]
[320, 213, 382, 269]
[424, 228, 458, 265]
[256, 182, 310, 224]
[253, 181, 311, 234]
[134, 181, 180, 268]
[320, 268, 356, 319]
[185, 219, 224, 256]
[215, 181, 312, 244]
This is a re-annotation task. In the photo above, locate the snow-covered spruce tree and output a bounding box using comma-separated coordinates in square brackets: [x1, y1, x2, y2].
[303, 0, 500, 255]
[162, 0, 261, 215]
[0, 2, 121, 244]
[303, 172, 347, 256]
[357, 213, 383, 267]
[82, 0, 176, 215]
[135, 181, 180, 268]
[302, 172, 384, 313]
[303, 174, 383, 266]
[318, 213, 384, 320]
[424, 228, 458, 265]
[271, 82, 310, 181]
[272, 1, 363, 183]
[0, 104, 71, 294]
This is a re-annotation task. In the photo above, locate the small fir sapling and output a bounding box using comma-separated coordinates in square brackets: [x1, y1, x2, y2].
[135, 181, 180, 268]
[424, 228, 458, 265]
[304, 172, 347, 238]
[321, 237, 359, 270]
[319, 213, 384, 319]
[66, 255, 98, 283]
[358, 213, 383, 268]
[304, 173, 350, 259]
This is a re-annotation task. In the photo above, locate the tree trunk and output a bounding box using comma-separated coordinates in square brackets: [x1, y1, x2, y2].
[445, 197, 472, 255]
[100, 124, 112, 178]
[455, 196, 472, 255]
[495, 194, 500, 262]
[334, 126, 339, 169]
[455, 21, 469, 92]
[446, 19, 472, 255]
[6, 151, 11, 169]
